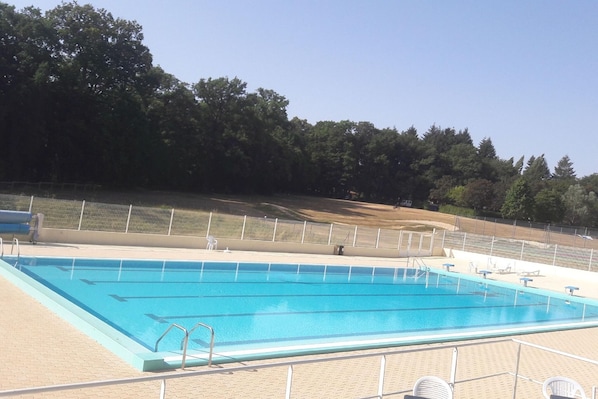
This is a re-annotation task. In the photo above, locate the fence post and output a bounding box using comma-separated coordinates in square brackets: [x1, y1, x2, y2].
[78, 200, 85, 231]
[168, 209, 174, 236]
[398, 230, 403, 251]
[301, 220, 306, 244]
[285, 365, 293, 399]
[520, 241, 525, 260]
[377, 355, 386, 399]
[376, 228, 380, 249]
[353, 226, 358, 247]
[328, 224, 333, 246]
[28, 195, 34, 213]
[125, 205, 132, 233]
[272, 218, 278, 242]
[450, 347, 458, 385]
[511, 343, 522, 399]
[429, 229, 435, 255]
[241, 215, 246, 240]
[206, 212, 212, 238]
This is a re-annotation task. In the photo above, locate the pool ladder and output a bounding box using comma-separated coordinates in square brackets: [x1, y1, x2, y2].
[155, 322, 215, 369]
[0, 237, 20, 259]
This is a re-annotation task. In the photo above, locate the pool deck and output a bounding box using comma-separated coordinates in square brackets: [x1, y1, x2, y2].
[2, 243, 598, 398]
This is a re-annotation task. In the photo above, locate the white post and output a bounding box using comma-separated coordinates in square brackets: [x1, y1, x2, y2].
[125, 204, 132, 233]
[28, 195, 34, 213]
[206, 212, 212, 238]
[450, 347, 458, 385]
[353, 225, 358, 247]
[553, 244, 558, 266]
[589, 249, 594, 272]
[377, 355, 386, 398]
[462, 232, 466, 251]
[520, 241, 525, 260]
[168, 208, 174, 236]
[241, 215, 246, 240]
[429, 229, 435, 255]
[285, 365, 293, 399]
[78, 200, 85, 231]
[301, 220, 306, 244]
[490, 236, 495, 257]
[272, 218, 278, 242]
[376, 228, 380, 248]
[328, 223, 333, 246]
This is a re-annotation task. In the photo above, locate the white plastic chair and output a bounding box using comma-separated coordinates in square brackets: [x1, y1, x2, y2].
[206, 235, 217, 251]
[542, 376, 587, 399]
[409, 375, 453, 399]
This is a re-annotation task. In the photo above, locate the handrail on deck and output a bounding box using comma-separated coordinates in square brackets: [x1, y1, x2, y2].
[155, 323, 189, 369]
[187, 322, 215, 366]
[11, 237, 19, 258]
[155, 321, 215, 369]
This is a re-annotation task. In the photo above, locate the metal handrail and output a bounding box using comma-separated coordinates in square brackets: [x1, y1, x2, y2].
[155, 324, 189, 369]
[11, 237, 19, 258]
[187, 322, 215, 366]
[3, 338, 597, 398]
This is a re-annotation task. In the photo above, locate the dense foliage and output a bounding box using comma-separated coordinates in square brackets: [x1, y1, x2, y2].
[2, 2, 597, 226]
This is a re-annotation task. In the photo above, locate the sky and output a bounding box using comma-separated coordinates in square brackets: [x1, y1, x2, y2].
[8, 0, 598, 177]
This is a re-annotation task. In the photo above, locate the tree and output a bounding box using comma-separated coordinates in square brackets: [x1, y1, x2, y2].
[462, 179, 494, 211]
[501, 178, 534, 220]
[553, 155, 576, 180]
[562, 184, 591, 225]
[522, 154, 550, 196]
[534, 188, 565, 223]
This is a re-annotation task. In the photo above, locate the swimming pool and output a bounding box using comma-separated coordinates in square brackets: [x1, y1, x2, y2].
[2, 256, 598, 371]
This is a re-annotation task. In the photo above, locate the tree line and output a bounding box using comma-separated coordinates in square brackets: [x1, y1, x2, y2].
[2, 2, 598, 226]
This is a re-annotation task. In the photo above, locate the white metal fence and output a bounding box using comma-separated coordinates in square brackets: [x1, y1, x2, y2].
[1, 193, 597, 271]
[0, 338, 596, 398]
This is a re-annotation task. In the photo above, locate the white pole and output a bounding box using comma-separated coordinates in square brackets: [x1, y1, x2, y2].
[328, 224, 333, 246]
[206, 212, 212, 238]
[125, 204, 132, 233]
[301, 220, 306, 244]
[241, 215, 246, 240]
[285, 365, 293, 399]
[78, 200, 85, 231]
[377, 355, 386, 398]
[168, 208, 174, 236]
[376, 228, 380, 248]
[353, 226, 358, 247]
[272, 218, 278, 242]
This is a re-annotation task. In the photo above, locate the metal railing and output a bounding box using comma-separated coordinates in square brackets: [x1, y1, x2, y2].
[154, 322, 215, 369]
[1, 338, 596, 398]
[2, 193, 598, 271]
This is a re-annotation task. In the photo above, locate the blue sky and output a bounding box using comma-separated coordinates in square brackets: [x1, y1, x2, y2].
[9, 0, 598, 177]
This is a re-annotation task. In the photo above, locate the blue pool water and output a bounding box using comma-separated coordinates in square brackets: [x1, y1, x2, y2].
[3, 256, 598, 370]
